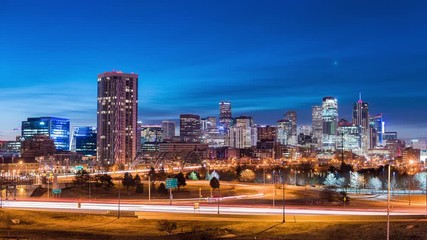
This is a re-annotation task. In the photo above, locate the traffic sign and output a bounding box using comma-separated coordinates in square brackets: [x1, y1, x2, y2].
[52, 189, 61, 195]
[165, 178, 178, 189]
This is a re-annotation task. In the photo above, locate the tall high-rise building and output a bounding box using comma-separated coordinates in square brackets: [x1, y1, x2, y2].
[312, 106, 323, 149]
[180, 114, 201, 143]
[321, 97, 338, 152]
[256, 125, 277, 142]
[71, 127, 97, 156]
[228, 116, 256, 148]
[369, 113, 384, 148]
[337, 119, 363, 156]
[161, 121, 176, 141]
[22, 117, 70, 151]
[352, 93, 369, 130]
[219, 101, 232, 128]
[97, 71, 138, 165]
[277, 119, 293, 146]
[206, 116, 217, 130]
[352, 93, 369, 152]
[285, 111, 297, 145]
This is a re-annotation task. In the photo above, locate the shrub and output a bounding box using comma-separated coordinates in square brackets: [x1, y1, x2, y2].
[239, 169, 255, 182]
[157, 220, 177, 235]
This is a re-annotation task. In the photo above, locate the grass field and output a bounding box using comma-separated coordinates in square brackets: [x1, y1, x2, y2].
[0, 209, 426, 240]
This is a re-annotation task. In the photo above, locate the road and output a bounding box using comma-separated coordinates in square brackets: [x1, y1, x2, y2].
[2, 200, 425, 216]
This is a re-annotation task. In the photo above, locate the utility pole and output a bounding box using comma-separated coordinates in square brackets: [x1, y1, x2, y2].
[148, 176, 151, 203]
[217, 187, 220, 214]
[294, 170, 297, 186]
[409, 176, 411, 206]
[88, 181, 91, 200]
[387, 164, 390, 240]
[263, 167, 266, 186]
[47, 179, 50, 199]
[118, 184, 121, 219]
[273, 171, 275, 207]
[282, 170, 285, 223]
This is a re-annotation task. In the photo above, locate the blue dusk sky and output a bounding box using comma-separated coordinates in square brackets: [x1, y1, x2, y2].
[0, 0, 426, 140]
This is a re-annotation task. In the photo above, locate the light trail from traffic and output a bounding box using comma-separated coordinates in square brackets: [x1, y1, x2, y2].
[2, 200, 422, 216]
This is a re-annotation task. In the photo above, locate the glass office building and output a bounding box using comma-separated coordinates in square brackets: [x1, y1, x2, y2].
[321, 97, 338, 152]
[22, 117, 70, 151]
[72, 127, 97, 156]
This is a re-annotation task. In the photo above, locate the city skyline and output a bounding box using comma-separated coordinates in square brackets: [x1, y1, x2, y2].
[1, 0, 427, 140]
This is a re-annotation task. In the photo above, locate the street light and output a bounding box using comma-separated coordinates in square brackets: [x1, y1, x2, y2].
[387, 164, 391, 240]
[117, 177, 122, 219]
[408, 160, 414, 206]
[272, 170, 275, 207]
[280, 169, 285, 223]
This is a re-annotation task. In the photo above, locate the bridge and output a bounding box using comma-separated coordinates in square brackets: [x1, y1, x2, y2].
[131, 150, 205, 170]
[0, 176, 37, 200]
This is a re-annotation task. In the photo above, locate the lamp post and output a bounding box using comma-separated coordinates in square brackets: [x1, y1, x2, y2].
[272, 170, 275, 207]
[217, 186, 220, 214]
[263, 163, 266, 186]
[148, 175, 151, 203]
[408, 175, 411, 206]
[387, 164, 391, 240]
[408, 160, 413, 206]
[117, 177, 122, 219]
[425, 169, 427, 218]
[280, 170, 285, 223]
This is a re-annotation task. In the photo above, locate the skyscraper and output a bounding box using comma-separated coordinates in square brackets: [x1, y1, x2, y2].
[285, 111, 297, 146]
[256, 125, 277, 142]
[352, 93, 369, 130]
[312, 106, 323, 149]
[22, 117, 70, 151]
[219, 101, 232, 128]
[337, 119, 363, 156]
[161, 121, 176, 141]
[277, 119, 293, 146]
[180, 114, 201, 142]
[321, 97, 338, 152]
[206, 116, 217, 130]
[228, 116, 256, 148]
[352, 93, 369, 152]
[97, 71, 138, 166]
[369, 113, 384, 148]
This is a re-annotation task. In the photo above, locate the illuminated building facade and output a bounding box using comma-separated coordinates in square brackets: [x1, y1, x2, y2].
[219, 101, 232, 128]
[321, 97, 338, 152]
[369, 114, 384, 148]
[383, 132, 398, 141]
[97, 71, 138, 165]
[277, 119, 293, 146]
[71, 127, 97, 156]
[337, 119, 363, 155]
[228, 116, 256, 148]
[352, 94, 369, 152]
[285, 110, 297, 146]
[161, 121, 175, 141]
[22, 117, 70, 151]
[180, 114, 201, 143]
[256, 125, 277, 142]
[312, 105, 323, 149]
[140, 125, 162, 152]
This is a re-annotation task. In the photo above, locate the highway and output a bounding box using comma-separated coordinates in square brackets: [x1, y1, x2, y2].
[2, 200, 424, 216]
